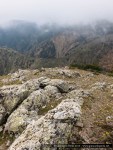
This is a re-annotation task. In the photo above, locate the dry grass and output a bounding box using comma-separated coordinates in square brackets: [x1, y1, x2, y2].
[0, 131, 15, 149]
[1, 68, 113, 146]
[38, 98, 63, 116]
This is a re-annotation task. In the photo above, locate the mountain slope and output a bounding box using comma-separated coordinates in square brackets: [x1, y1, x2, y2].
[1, 20, 113, 74]
[67, 34, 113, 68]
[0, 48, 33, 75]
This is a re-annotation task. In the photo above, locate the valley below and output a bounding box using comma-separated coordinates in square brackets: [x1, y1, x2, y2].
[1, 20, 113, 75]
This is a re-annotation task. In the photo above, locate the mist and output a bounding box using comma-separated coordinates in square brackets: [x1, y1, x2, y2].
[0, 0, 113, 26]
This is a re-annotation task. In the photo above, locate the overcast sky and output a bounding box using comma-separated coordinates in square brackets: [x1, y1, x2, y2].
[0, 0, 113, 26]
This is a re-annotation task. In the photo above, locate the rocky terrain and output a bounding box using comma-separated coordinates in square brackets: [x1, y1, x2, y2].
[0, 67, 113, 149]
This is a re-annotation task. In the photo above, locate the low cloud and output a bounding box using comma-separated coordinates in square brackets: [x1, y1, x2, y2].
[0, 0, 113, 26]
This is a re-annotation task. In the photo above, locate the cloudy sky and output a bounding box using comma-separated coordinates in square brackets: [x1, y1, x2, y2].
[0, 0, 113, 26]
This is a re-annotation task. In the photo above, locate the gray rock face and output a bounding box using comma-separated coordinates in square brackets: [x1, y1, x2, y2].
[0, 79, 40, 111]
[40, 68, 81, 79]
[0, 75, 72, 128]
[67, 89, 91, 106]
[67, 89, 91, 99]
[19, 78, 40, 92]
[0, 79, 40, 125]
[38, 77, 70, 93]
[57, 69, 81, 78]
[10, 69, 31, 82]
[49, 79, 70, 93]
[44, 85, 61, 98]
[5, 89, 50, 133]
[0, 85, 21, 125]
[9, 98, 82, 150]
[84, 73, 94, 78]
[4, 84, 62, 134]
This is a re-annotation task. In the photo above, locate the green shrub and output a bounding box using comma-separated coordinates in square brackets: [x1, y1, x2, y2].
[69, 63, 103, 72]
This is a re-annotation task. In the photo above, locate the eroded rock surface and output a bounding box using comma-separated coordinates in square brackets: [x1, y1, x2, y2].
[0, 79, 40, 125]
[9, 98, 82, 150]
[2, 76, 72, 135]
[0, 67, 113, 150]
[5, 89, 49, 134]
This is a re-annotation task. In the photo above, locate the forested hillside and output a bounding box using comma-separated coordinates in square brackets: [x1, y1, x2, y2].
[0, 48, 33, 75]
[1, 20, 113, 74]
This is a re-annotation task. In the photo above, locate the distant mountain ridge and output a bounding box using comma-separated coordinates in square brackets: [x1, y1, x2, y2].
[1, 20, 113, 74]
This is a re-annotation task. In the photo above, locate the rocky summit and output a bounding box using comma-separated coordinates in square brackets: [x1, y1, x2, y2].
[0, 67, 113, 150]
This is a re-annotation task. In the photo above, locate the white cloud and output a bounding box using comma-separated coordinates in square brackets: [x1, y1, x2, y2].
[0, 0, 113, 25]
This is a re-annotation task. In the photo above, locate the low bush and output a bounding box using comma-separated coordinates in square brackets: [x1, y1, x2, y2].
[69, 63, 103, 72]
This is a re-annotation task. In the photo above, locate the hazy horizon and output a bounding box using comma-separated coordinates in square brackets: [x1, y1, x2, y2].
[0, 0, 113, 27]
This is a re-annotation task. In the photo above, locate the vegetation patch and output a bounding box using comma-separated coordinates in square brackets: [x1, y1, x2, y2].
[94, 104, 113, 143]
[82, 96, 95, 110]
[38, 99, 63, 115]
[69, 64, 103, 73]
[6, 80, 22, 85]
[0, 131, 15, 148]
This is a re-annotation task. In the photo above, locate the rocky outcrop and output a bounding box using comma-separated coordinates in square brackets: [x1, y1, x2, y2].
[91, 82, 107, 91]
[38, 77, 70, 93]
[9, 98, 82, 150]
[42, 67, 81, 79]
[57, 69, 81, 78]
[0, 67, 113, 149]
[3, 77, 71, 134]
[4, 89, 49, 134]
[0, 79, 40, 125]
[7, 71, 92, 149]
[44, 85, 61, 98]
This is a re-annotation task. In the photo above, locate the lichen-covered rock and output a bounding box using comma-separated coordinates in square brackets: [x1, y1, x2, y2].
[5, 83, 64, 134]
[0, 78, 40, 112]
[57, 69, 81, 78]
[5, 89, 50, 134]
[0, 75, 72, 129]
[0, 85, 19, 96]
[44, 85, 61, 98]
[49, 79, 70, 93]
[91, 82, 107, 90]
[10, 69, 31, 82]
[19, 78, 40, 92]
[84, 73, 94, 78]
[38, 77, 70, 93]
[38, 77, 51, 87]
[51, 99, 81, 120]
[0, 79, 40, 126]
[9, 98, 82, 150]
[0, 85, 21, 125]
[67, 89, 91, 106]
[67, 89, 91, 98]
